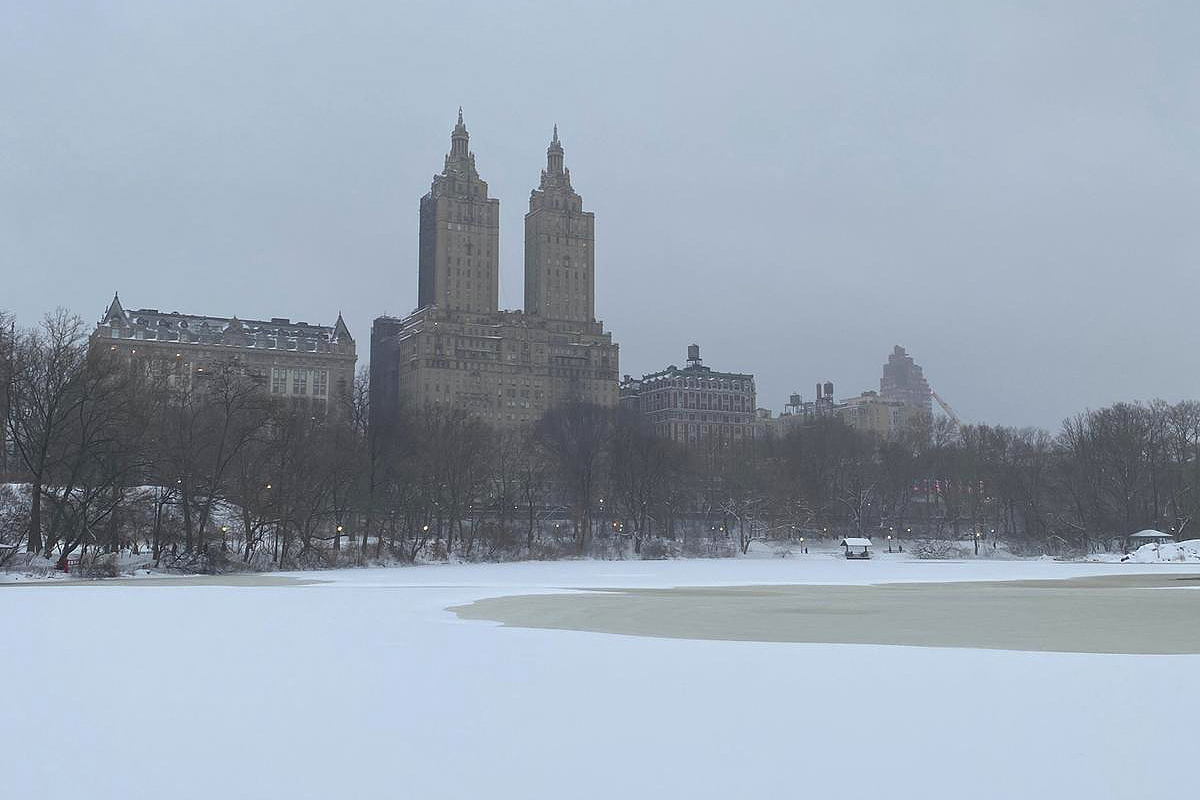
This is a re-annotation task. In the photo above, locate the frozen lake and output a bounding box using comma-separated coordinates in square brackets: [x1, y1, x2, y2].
[454, 573, 1200, 654]
[4, 556, 1198, 799]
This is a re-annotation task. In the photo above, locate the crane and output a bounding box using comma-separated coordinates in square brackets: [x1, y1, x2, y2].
[930, 389, 961, 427]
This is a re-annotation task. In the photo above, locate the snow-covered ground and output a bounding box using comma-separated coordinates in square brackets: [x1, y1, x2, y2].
[3, 556, 1198, 799]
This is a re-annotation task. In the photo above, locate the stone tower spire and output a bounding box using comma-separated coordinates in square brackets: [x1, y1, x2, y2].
[450, 107, 469, 159]
[547, 124, 564, 175]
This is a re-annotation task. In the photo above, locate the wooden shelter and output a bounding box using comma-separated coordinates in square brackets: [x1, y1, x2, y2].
[840, 537, 873, 559]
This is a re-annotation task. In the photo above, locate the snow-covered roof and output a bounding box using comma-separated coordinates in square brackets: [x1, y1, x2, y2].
[841, 538, 873, 547]
[1130, 530, 1173, 539]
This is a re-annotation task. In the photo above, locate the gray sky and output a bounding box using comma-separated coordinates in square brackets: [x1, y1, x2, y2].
[2, 1, 1197, 429]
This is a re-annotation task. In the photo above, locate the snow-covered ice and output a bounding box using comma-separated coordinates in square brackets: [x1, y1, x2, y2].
[3, 556, 1198, 799]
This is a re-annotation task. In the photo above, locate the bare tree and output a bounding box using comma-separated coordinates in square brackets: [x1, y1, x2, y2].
[4, 310, 90, 554]
[535, 401, 612, 553]
[609, 409, 683, 553]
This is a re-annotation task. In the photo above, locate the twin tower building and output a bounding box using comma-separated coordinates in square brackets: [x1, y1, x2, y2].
[370, 111, 619, 429]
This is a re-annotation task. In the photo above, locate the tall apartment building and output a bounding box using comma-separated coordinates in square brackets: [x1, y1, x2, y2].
[418, 109, 500, 314]
[880, 345, 932, 416]
[524, 126, 595, 322]
[371, 113, 619, 430]
[619, 345, 757, 444]
[93, 294, 356, 417]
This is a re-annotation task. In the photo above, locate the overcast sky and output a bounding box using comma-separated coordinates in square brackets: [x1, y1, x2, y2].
[2, 1, 1197, 429]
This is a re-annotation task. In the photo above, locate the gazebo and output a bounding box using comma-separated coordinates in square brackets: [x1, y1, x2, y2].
[1128, 529, 1174, 547]
[840, 537, 873, 559]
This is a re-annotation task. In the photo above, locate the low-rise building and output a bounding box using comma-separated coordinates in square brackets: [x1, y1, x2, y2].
[619, 344, 757, 444]
[92, 294, 356, 417]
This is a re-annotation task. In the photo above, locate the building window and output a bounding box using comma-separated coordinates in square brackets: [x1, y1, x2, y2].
[272, 368, 287, 394]
[314, 370, 328, 396]
[293, 368, 308, 395]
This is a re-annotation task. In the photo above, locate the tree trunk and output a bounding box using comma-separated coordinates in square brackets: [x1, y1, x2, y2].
[27, 479, 42, 553]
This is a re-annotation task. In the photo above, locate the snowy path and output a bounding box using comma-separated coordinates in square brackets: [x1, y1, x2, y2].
[3, 557, 1197, 799]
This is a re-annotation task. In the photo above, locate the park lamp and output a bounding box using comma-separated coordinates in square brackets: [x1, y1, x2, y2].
[422, 524, 430, 532]
[336, 524, 344, 534]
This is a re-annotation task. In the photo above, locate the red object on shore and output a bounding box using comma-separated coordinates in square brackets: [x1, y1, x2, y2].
[55, 555, 69, 572]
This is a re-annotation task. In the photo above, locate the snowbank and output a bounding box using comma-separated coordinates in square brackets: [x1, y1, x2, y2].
[1131, 539, 1200, 563]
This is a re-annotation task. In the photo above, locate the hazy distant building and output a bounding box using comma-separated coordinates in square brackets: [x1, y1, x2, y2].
[93, 294, 356, 417]
[766, 381, 838, 437]
[619, 345, 757, 444]
[783, 382, 838, 421]
[761, 380, 919, 439]
[372, 113, 619, 430]
[836, 390, 921, 437]
[880, 345, 932, 416]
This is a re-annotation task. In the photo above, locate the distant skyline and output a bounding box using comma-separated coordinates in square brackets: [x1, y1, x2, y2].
[2, 1, 1197, 429]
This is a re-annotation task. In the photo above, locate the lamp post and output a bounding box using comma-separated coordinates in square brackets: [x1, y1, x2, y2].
[799, 536, 806, 554]
[974, 530, 981, 556]
[887, 534, 893, 554]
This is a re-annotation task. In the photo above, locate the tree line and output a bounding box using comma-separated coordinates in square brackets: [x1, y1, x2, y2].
[3, 308, 1198, 572]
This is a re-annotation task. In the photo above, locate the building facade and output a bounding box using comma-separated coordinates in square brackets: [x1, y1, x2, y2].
[372, 114, 619, 430]
[93, 294, 356, 416]
[619, 345, 757, 444]
[880, 345, 932, 416]
[372, 306, 616, 428]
